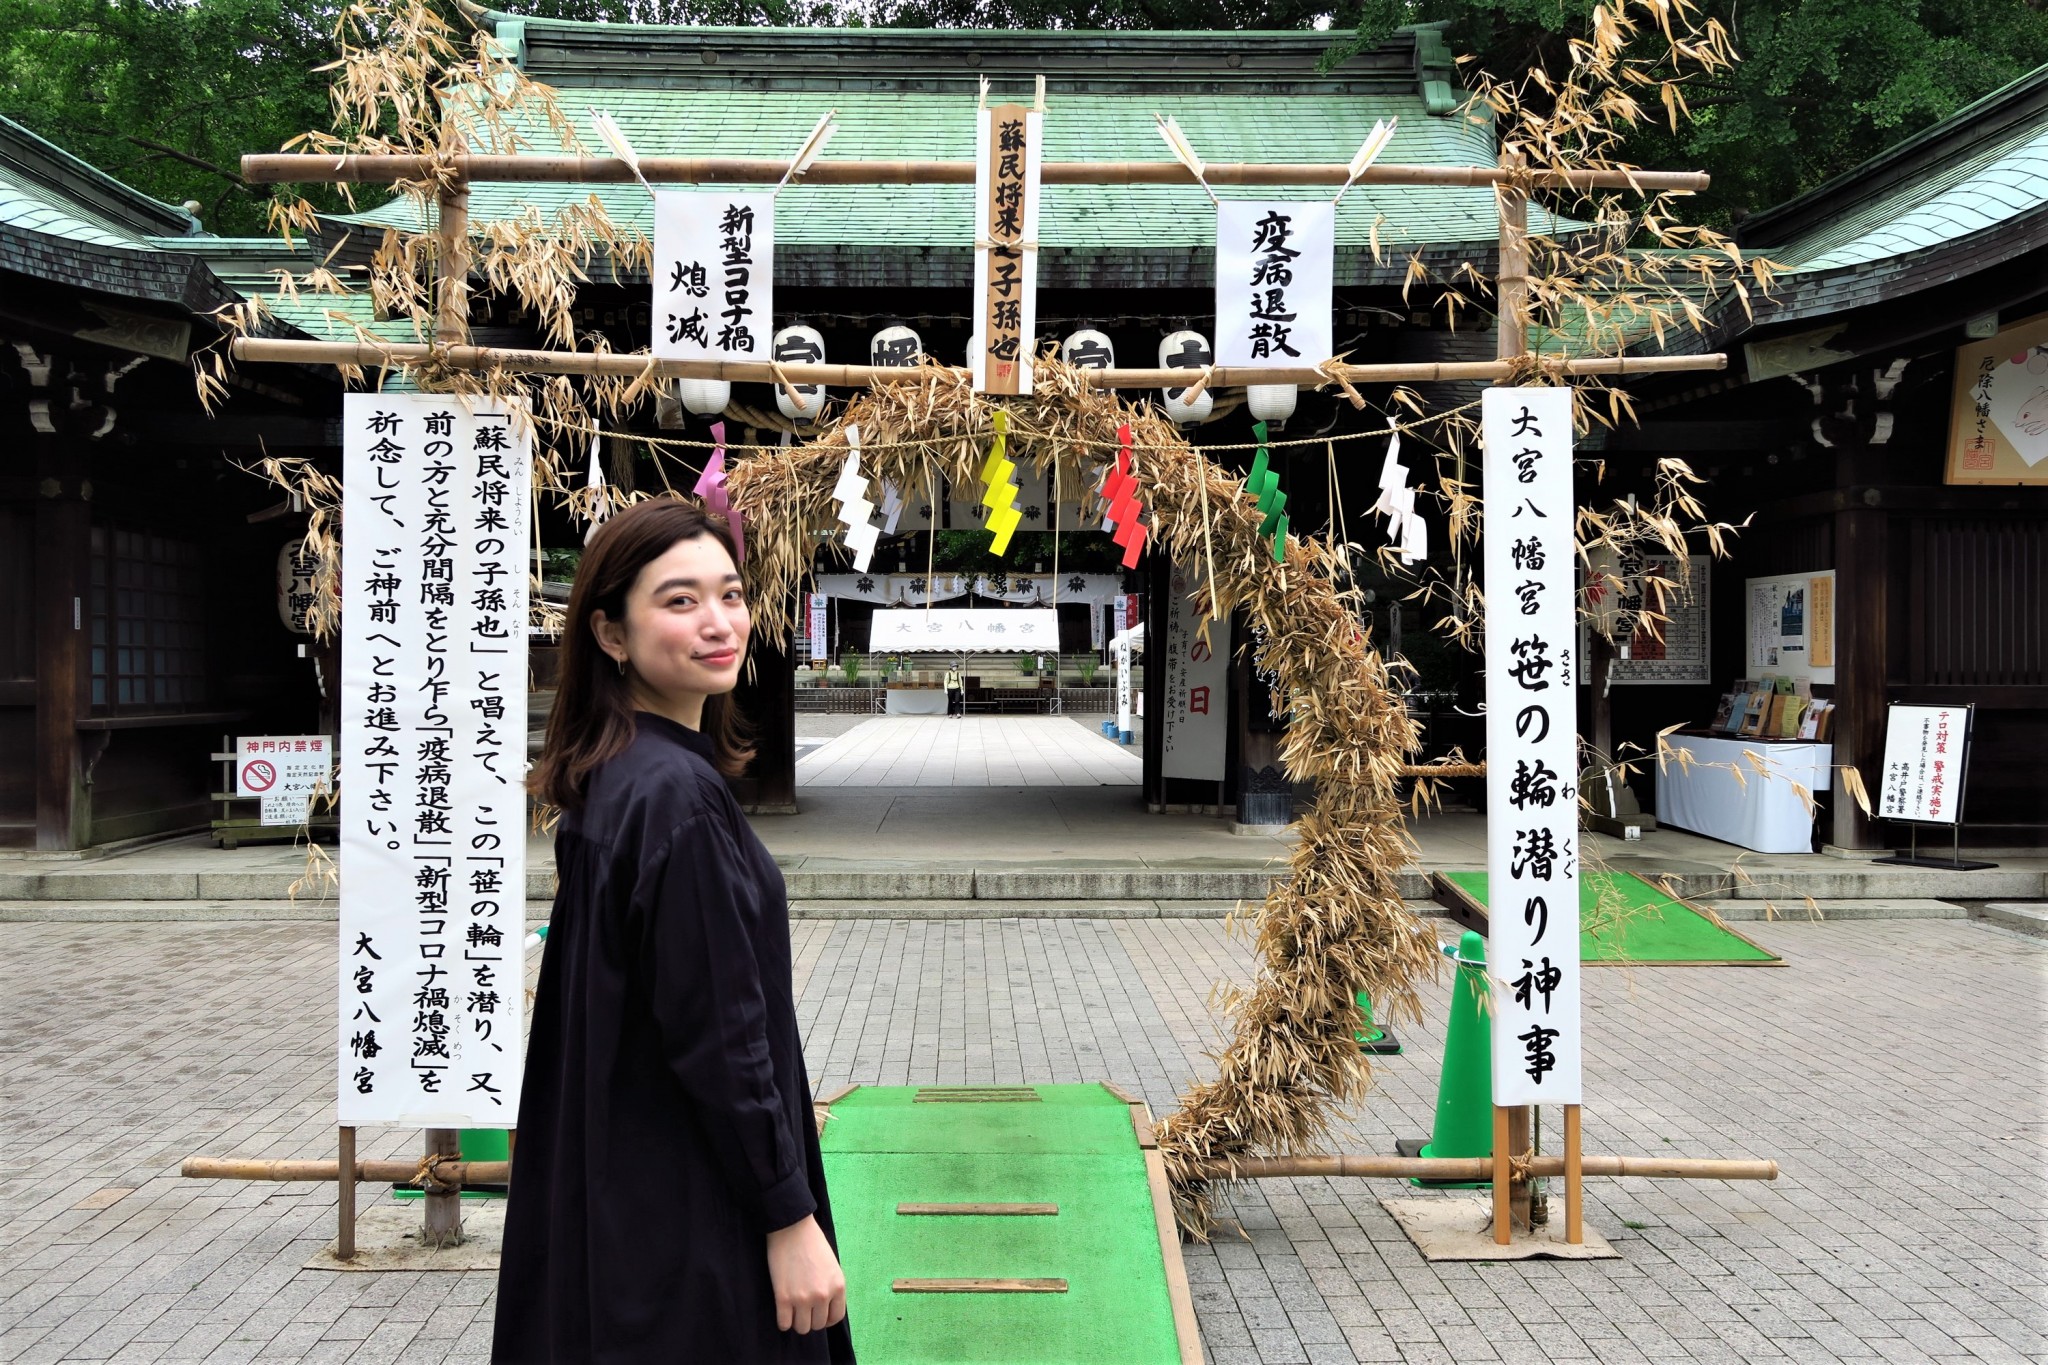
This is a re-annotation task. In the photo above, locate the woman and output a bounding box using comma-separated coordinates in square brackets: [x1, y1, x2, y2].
[494, 498, 853, 1363]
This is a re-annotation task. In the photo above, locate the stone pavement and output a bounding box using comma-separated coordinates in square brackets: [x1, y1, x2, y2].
[795, 716, 1143, 787]
[2, 915, 2043, 1363]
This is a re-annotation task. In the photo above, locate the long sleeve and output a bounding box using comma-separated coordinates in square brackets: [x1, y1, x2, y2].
[641, 812, 816, 1231]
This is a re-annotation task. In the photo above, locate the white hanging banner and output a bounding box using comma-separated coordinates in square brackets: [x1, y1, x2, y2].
[1214, 200, 1334, 368]
[971, 102, 1042, 395]
[1481, 386, 1581, 1107]
[652, 191, 774, 363]
[806, 591, 828, 661]
[869, 608, 1058, 652]
[1162, 562, 1229, 782]
[340, 394, 529, 1127]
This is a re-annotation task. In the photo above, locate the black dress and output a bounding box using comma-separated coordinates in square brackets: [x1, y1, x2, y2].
[494, 712, 855, 1363]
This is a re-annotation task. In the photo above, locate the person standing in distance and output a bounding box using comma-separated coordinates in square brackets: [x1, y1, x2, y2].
[494, 496, 853, 1362]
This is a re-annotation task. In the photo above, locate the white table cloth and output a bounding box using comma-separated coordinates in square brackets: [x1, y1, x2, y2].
[1657, 733, 1833, 854]
[884, 687, 949, 716]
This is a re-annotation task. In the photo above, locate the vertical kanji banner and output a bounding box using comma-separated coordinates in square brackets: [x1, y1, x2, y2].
[1482, 386, 1582, 1107]
[972, 102, 1042, 395]
[652, 191, 775, 363]
[340, 394, 529, 1127]
[1162, 561, 1229, 782]
[1214, 200, 1334, 368]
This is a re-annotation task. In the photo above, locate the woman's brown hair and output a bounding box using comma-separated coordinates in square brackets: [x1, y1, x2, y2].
[530, 497, 755, 810]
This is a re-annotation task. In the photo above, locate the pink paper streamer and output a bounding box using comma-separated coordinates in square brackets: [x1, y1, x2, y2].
[693, 419, 745, 563]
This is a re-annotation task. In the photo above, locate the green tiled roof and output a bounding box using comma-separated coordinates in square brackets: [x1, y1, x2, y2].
[331, 19, 1571, 277]
[1740, 64, 2048, 275]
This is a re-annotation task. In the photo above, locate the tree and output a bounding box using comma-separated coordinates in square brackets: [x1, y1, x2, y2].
[0, 0, 340, 233]
[1333, 0, 2048, 223]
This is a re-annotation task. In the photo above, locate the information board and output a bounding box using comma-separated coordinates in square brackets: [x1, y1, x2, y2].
[236, 735, 332, 826]
[340, 394, 528, 1127]
[1161, 562, 1229, 782]
[1878, 703, 1972, 826]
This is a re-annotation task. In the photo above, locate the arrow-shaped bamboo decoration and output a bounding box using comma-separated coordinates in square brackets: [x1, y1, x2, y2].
[777, 110, 839, 190]
[589, 109, 654, 196]
[1333, 117, 1398, 206]
[692, 420, 745, 563]
[1246, 421, 1288, 562]
[979, 410, 1023, 555]
[832, 423, 881, 571]
[1102, 423, 1148, 568]
[1154, 113, 1219, 207]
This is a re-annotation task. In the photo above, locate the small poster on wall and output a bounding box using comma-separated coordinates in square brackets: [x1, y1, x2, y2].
[1945, 311, 2048, 484]
[1746, 571, 1835, 684]
[1576, 552, 1710, 685]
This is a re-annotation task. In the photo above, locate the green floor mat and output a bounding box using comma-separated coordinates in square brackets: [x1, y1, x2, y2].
[1436, 870, 1783, 965]
[821, 1084, 1191, 1364]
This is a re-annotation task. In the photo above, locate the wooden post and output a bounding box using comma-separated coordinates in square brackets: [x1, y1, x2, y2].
[1507, 1102, 1534, 1233]
[435, 179, 470, 347]
[34, 431, 92, 851]
[337, 1126, 357, 1261]
[1491, 1106, 1513, 1245]
[1830, 424, 1889, 850]
[1564, 1104, 1584, 1245]
[423, 1128, 462, 1248]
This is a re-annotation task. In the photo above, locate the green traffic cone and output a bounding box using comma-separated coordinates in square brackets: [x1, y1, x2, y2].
[1406, 930, 1493, 1187]
[1354, 988, 1401, 1055]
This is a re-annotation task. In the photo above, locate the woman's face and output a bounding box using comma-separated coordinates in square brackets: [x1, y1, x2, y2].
[593, 534, 751, 710]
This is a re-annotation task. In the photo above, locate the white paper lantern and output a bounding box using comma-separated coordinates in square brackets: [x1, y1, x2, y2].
[772, 324, 827, 423]
[676, 376, 730, 416]
[870, 325, 923, 368]
[1159, 330, 1213, 425]
[1062, 328, 1115, 371]
[1246, 384, 1298, 427]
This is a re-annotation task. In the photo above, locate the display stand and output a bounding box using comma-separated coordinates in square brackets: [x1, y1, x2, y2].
[1870, 702, 1998, 870]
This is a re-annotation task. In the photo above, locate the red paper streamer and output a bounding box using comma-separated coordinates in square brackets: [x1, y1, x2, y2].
[1102, 423, 1148, 568]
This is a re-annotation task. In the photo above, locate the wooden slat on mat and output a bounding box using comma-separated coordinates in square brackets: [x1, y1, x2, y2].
[1137, 1102, 1207, 1365]
[892, 1278, 1068, 1293]
[913, 1087, 1041, 1102]
[896, 1202, 1058, 1216]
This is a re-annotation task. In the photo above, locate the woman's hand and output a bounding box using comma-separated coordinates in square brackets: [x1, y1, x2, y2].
[766, 1214, 847, 1334]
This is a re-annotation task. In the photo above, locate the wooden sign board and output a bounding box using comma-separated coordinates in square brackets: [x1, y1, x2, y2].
[973, 102, 1041, 395]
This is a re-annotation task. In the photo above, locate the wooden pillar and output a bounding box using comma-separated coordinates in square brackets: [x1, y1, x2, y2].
[1831, 437, 1889, 851]
[1491, 149, 1537, 1235]
[434, 181, 471, 347]
[1563, 1104, 1584, 1244]
[422, 1127, 463, 1248]
[34, 434, 92, 851]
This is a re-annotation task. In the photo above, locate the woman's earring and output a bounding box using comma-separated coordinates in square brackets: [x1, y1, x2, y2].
[615, 656, 626, 676]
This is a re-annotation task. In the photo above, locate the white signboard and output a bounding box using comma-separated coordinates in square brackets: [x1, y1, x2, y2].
[341, 394, 528, 1127]
[1162, 563, 1229, 781]
[868, 608, 1058, 652]
[1215, 200, 1334, 367]
[807, 591, 828, 661]
[236, 734, 332, 825]
[1091, 601, 1105, 652]
[1878, 703, 1971, 825]
[653, 191, 774, 363]
[1482, 387, 1582, 1107]
[1114, 595, 1134, 735]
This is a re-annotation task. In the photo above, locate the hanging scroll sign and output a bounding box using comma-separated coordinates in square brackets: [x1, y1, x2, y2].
[1481, 387, 1582, 1108]
[972, 93, 1043, 395]
[1214, 200, 1333, 368]
[653, 191, 774, 366]
[340, 394, 530, 1127]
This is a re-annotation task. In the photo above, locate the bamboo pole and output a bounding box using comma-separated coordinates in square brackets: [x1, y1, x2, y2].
[1202, 1153, 1778, 1181]
[184, 1156, 513, 1183]
[227, 336, 1726, 390]
[1492, 1107, 1513, 1245]
[182, 1150, 1776, 1185]
[239, 153, 1709, 192]
[336, 1126, 356, 1262]
[1565, 1104, 1585, 1245]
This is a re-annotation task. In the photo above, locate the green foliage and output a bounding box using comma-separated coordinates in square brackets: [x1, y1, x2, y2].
[0, 0, 345, 234]
[1334, 0, 2048, 223]
[839, 651, 863, 684]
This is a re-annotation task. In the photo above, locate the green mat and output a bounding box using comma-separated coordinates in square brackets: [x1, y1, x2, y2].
[820, 1084, 1192, 1364]
[1435, 870, 1783, 965]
